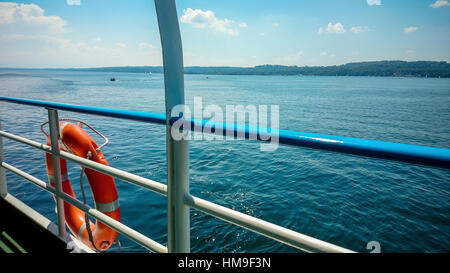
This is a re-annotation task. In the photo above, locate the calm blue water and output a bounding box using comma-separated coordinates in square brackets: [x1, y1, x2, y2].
[0, 70, 449, 253]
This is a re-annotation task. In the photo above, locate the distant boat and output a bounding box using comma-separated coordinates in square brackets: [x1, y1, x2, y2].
[110, 77, 116, 81]
[149, 72, 152, 76]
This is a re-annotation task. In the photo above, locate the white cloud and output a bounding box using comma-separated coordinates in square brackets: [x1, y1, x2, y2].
[138, 42, 160, 57]
[367, 0, 381, 6]
[328, 22, 346, 33]
[139, 42, 155, 49]
[238, 23, 247, 28]
[430, 0, 450, 8]
[66, 0, 81, 6]
[318, 22, 346, 34]
[183, 51, 259, 67]
[180, 8, 239, 36]
[275, 50, 305, 65]
[404, 26, 418, 33]
[0, 2, 16, 24]
[294, 51, 304, 58]
[0, 33, 39, 40]
[406, 50, 415, 55]
[1, 35, 163, 67]
[0, 3, 162, 67]
[273, 23, 279, 27]
[0, 2, 68, 35]
[350, 26, 370, 34]
[320, 52, 329, 56]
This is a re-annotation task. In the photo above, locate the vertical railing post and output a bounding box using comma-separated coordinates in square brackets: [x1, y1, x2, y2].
[0, 118, 8, 197]
[47, 109, 66, 237]
[155, 0, 190, 253]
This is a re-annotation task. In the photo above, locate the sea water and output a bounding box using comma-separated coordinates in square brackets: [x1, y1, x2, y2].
[0, 70, 449, 253]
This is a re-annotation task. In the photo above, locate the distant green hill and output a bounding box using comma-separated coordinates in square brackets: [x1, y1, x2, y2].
[62, 60, 450, 78]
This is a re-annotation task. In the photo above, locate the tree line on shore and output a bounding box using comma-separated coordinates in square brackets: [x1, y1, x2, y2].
[68, 60, 450, 78]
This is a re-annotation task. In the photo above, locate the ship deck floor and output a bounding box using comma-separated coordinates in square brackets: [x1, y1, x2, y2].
[0, 196, 69, 253]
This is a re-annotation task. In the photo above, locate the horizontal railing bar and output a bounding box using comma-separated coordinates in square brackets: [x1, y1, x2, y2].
[1, 162, 56, 195]
[0, 161, 168, 253]
[1, 96, 449, 168]
[0, 96, 166, 125]
[1, 128, 353, 253]
[177, 117, 450, 169]
[184, 194, 354, 253]
[1, 97, 448, 253]
[0, 130, 168, 196]
[2, 193, 95, 253]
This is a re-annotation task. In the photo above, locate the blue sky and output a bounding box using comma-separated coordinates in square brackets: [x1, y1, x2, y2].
[0, 0, 449, 68]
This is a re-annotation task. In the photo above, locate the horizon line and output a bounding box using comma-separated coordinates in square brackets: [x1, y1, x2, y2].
[1, 59, 448, 70]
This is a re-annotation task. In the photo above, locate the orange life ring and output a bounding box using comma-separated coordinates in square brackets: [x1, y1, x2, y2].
[45, 122, 120, 251]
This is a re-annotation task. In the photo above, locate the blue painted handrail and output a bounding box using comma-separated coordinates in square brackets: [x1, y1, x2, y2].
[0, 96, 166, 125]
[1, 96, 449, 168]
[180, 118, 450, 168]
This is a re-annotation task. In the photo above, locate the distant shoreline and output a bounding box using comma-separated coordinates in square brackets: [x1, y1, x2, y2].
[2, 60, 450, 78]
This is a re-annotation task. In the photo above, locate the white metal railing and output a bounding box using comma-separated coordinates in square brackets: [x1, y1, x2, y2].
[0, 125, 353, 253]
[0, 0, 354, 253]
[0, 128, 168, 253]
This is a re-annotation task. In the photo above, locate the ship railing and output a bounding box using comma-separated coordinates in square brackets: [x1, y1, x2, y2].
[0, 97, 353, 253]
[0, 96, 449, 253]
